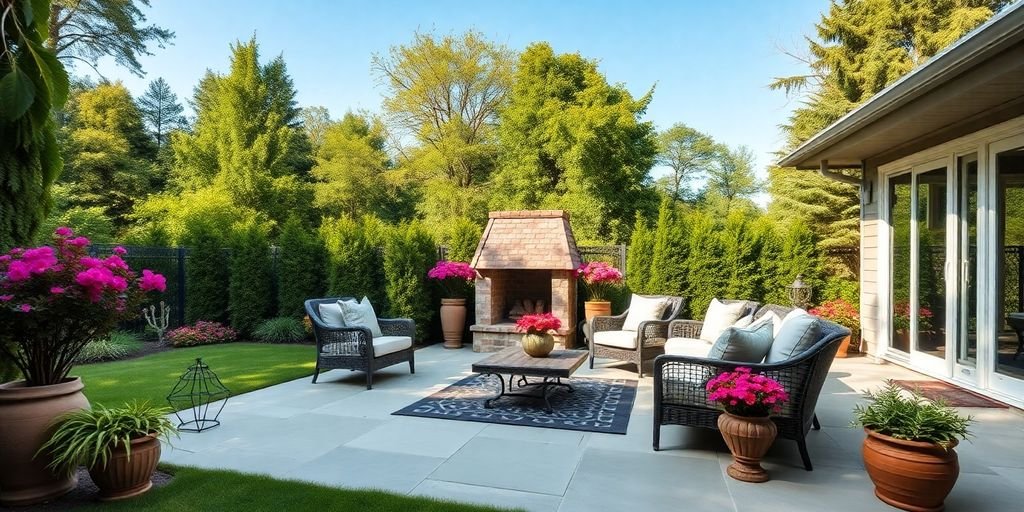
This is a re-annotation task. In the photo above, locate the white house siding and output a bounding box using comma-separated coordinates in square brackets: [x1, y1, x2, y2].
[860, 164, 882, 355]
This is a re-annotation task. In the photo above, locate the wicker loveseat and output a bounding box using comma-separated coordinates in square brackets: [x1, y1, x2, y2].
[305, 298, 416, 389]
[652, 304, 849, 471]
[588, 295, 685, 378]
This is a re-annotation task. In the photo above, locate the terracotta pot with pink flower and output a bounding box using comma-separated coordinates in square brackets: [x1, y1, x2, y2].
[0, 228, 166, 506]
[706, 367, 791, 483]
[427, 261, 476, 349]
[810, 299, 860, 357]
[516, 313, 562, 357]
[575, 262, 623, 321]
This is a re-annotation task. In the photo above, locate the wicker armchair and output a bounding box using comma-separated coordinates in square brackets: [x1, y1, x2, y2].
[653, 313, 849, 471]
[588, 295, 685, 378]
[305, 298, 416, 389]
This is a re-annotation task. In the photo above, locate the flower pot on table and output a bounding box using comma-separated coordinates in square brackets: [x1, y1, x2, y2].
[521, 333, 555, 358]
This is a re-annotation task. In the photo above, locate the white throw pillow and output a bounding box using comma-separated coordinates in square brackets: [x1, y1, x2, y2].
[622, 295, 670, 331]
[732, 315, 754, 328]
[750, 311, 782, 337]
[699, 299, 748, 343]
[318, 302, 346, 328]
[338, 296, 383, 338]
[777, 308, 809, 337]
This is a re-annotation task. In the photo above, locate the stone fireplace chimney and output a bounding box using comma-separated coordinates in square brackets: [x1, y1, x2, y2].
[470, 210, 581, 352]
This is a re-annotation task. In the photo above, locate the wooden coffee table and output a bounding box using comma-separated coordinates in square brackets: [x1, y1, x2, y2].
[471, 348, 588, 413]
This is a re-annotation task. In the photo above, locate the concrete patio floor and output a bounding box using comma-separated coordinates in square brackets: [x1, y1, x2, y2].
[162, 344, 1024, 511]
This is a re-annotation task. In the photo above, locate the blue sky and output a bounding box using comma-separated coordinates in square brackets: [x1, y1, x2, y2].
[88, 0, 826, 189]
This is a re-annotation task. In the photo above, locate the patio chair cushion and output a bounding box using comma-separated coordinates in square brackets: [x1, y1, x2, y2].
[622, 294, 670, 331]
[339, 296, 383, 338]
[593, 330, 639, 349]
[664, 337, 713, 358]
[372, 335, 413, 357]
[699, 299, 749, 343]
[765, 312, 821, 363]
[733, 314, 755, 328]
[707, 320, 774, 362]
[318, 302, 346, 328]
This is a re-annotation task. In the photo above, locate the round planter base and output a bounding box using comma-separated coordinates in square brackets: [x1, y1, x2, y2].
[726, 458, 770, 483]
[0, 475, 78, 507]
[99, 480, 152, 502]
[873, 490, 943, 512]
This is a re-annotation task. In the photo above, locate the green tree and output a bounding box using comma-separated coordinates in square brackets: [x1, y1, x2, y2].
[656, 123, 718, 203]
[492, 42, 659, 243]
[320, 217, 387, 308]
[764, 220, 824, 306]
[443, 217, 483, 263]
[137, 77, 185, 148]
[184, 224, 230, 324]
[0, 0, 69, 249]
[705, 145, 760, 215]
[647, 200, 688, 297]
[373, 30, 514, 226]
[229, 222, 274, 336]
[718, 210, 764, 300]
[276, 216, 326, 318]
[300, 106, 332, 152]
[34, 184, 115, 244]
[130, 184, 269, 245]
[683, 211, 726, 318]
[383, 222, 436, 340]
[47, 0, 173, 76]
[625, 216, 655, 294]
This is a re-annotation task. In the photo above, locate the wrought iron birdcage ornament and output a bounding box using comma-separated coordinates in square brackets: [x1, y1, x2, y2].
[167, 358, 230, 432]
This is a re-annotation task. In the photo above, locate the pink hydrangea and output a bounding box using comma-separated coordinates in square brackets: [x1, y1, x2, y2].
[103, 255, 129, 271]
[139, 269, 167, 292]
[575, 261, 623, 301]
[67, 236, 90, 247]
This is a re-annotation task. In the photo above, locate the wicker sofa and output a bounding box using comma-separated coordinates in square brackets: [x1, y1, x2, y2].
[588, 295, 685, 378]
[305, 298, 416, 389]
[652, 304, 849, 471]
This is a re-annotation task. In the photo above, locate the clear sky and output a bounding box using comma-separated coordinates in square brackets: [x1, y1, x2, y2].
[87, 0, 827, 190]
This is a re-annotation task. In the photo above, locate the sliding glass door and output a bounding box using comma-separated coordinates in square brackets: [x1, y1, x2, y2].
[989, 134, 1024, 398]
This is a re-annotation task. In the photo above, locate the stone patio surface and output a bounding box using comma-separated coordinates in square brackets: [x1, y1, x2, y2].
[162, 345, 1024, 512]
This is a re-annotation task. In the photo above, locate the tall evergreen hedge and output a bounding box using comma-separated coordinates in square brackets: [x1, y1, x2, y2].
[764, 220, 824, 305]
[625, 216, 654, 295]
[184, 224, 230, 323]
[229, 223, 275, 336]
[683, 211, 726, 318]
[277, 216, 326, 318]
[445, 217, 483, 262]
[321, 217, 387, 308]
[384, 222, 436, 341]
[647, 200, 688, 298]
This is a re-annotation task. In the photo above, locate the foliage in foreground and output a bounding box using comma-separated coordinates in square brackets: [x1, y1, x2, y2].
[852, 383, 972, 448]
[75, 331, 143, 363]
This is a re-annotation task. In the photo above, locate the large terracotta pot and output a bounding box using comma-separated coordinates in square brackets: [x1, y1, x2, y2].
[863, 428, 960, 512]
[90, 434, 162, 501]
[835, 334, 853, 358]
[584, 301, 612, 321]
[718, 412, 777, 483]
[0, 378, 90, 506]
[521, 333, 555, 358]
[440, 298, 467, 349]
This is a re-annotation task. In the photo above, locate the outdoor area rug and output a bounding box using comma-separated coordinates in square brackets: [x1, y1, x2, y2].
[893, 379, 1009, 408]
[392, 374, 638, 434]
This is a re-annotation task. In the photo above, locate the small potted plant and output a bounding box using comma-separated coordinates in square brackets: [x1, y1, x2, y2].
[706, 367, 790, 483]
[892, 302, 933, 348]
[40, 401, 178, 501]
[575, 261, 623, 321]
[516, 313, 562, 357]
[853, 383, 971, 512]
[427, 261, 476, 349]
[810, 299, 860, 357]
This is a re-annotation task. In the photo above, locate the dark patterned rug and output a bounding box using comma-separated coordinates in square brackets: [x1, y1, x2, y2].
[393, 374, 638, 434]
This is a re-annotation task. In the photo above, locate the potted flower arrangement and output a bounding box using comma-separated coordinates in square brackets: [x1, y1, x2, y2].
[40, 401, 177, 501]
[893, 302, 933, 348]
[853, 383, 971, 512]
[516, 313, 562, 357]
[706, 367, 790, 483]
[810, 299, 860, 357]
[0, 228, 166, 506]
[427, 261, 476, 349]
[576, 261, 623, 320]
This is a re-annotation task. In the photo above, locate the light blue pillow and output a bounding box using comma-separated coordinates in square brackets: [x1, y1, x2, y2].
[765, 314, 821, 363]
[707, 320, 774, 363]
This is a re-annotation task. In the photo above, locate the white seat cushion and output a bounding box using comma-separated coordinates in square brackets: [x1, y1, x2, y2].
[623, 295, 670, 331]
[318, 302, 346, 328]
[699, 299, 748, 343]
[373, 335, 412, 357]
[339, 296, 383, 338]
[593, 330, 639, 349]
[664, 337, 713, 358]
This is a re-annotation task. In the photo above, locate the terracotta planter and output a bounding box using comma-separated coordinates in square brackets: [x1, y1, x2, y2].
[440, 298, 467, 349]
[584, 301, 612, 321]
[521, 333, 555, 358]
[835, 334, 853, 358]
[89, 434, 162, 501]
[0, 378, 90, 506]
[862, 428, 959, 512]
[718, 412, 777, 483]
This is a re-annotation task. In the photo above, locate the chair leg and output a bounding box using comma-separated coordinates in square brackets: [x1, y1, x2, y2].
[589, 353, 594, 369]
[653, 418, 661, 451]
[409, 356, 415, 374]
[636, 353, 644, 379]
[797, 438, 813, 471]
[812, 414, 821, 430]
[311, 365, 320, 384]
[366, 371, 373, 390]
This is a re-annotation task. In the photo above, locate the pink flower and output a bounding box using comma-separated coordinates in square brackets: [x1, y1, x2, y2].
[18, 304, 32, 313]
[0, 295, 13, 302]
[50, 287, 65, 294]
[103, 255, 129, 271]
[75, 267, 117, 302]
[54, 227, 73, 237]
[6, 261, 32, 281]
[139, 269, 167, 292]
[67, 237, 90, 247]
[515, 313, 562, 334]
[79, 257, 104, 268]
[111, 246, 127, 256]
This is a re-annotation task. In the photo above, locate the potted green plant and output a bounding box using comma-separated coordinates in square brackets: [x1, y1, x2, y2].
[853, 383, 971, 512]
[810, 299, 860, 357]
[40, 401, 177, 501]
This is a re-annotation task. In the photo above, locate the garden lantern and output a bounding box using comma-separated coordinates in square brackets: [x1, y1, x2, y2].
[786, 274, 812, 309]
[167, 358, 230, 432]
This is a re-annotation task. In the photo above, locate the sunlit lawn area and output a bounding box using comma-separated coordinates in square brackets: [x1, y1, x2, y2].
[75, 343, 316, 408]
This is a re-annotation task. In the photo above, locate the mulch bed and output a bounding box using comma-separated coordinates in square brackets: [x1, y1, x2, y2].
[0, 467, 173, 510]
[892, 379, 1010, 408]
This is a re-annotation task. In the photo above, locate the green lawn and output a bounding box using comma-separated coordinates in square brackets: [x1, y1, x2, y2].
[74, 343, 316, 408]
[80, 466, 515, 512]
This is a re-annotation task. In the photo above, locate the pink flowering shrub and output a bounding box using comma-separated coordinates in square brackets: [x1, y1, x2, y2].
[575, 261, 623, 301]
[706, 367, 790, 417]
[810, 299, 859, 335]
[427, 260, 476, 298]
[892, 302, 933, 331]
[516, 313, 562, 335]
[0, 228, 166, 386]
[166, 321, 238, 348]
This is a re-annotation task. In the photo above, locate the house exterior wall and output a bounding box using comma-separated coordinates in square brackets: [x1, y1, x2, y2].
[860, 162, 882, 355]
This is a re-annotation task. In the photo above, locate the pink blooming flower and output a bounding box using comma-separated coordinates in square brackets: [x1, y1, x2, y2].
[75, 267, 117, 302]
[0, 295, 13, 302]
[575, 261, 623, 301]
[427, 261, 475, 298]
[706, 367, 789, 417]
[18, 304, 32, 313]
[67, 237, 90, 247]
[0, 255, 10, 263]
[50, 287, 65, 294]
[111, 246, 127, 256]
[139, 269, 167, 292]
[54, 227, 73, 237]
[103, 255, 129, 271]
[79, 257, 104, 268]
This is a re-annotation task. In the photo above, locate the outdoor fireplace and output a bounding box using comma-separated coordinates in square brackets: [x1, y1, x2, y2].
[470, 210, 580, 352]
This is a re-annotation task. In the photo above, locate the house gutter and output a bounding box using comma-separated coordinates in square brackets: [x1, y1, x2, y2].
[778, 2, 1024, 170]
[819, 160, 861, 185]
